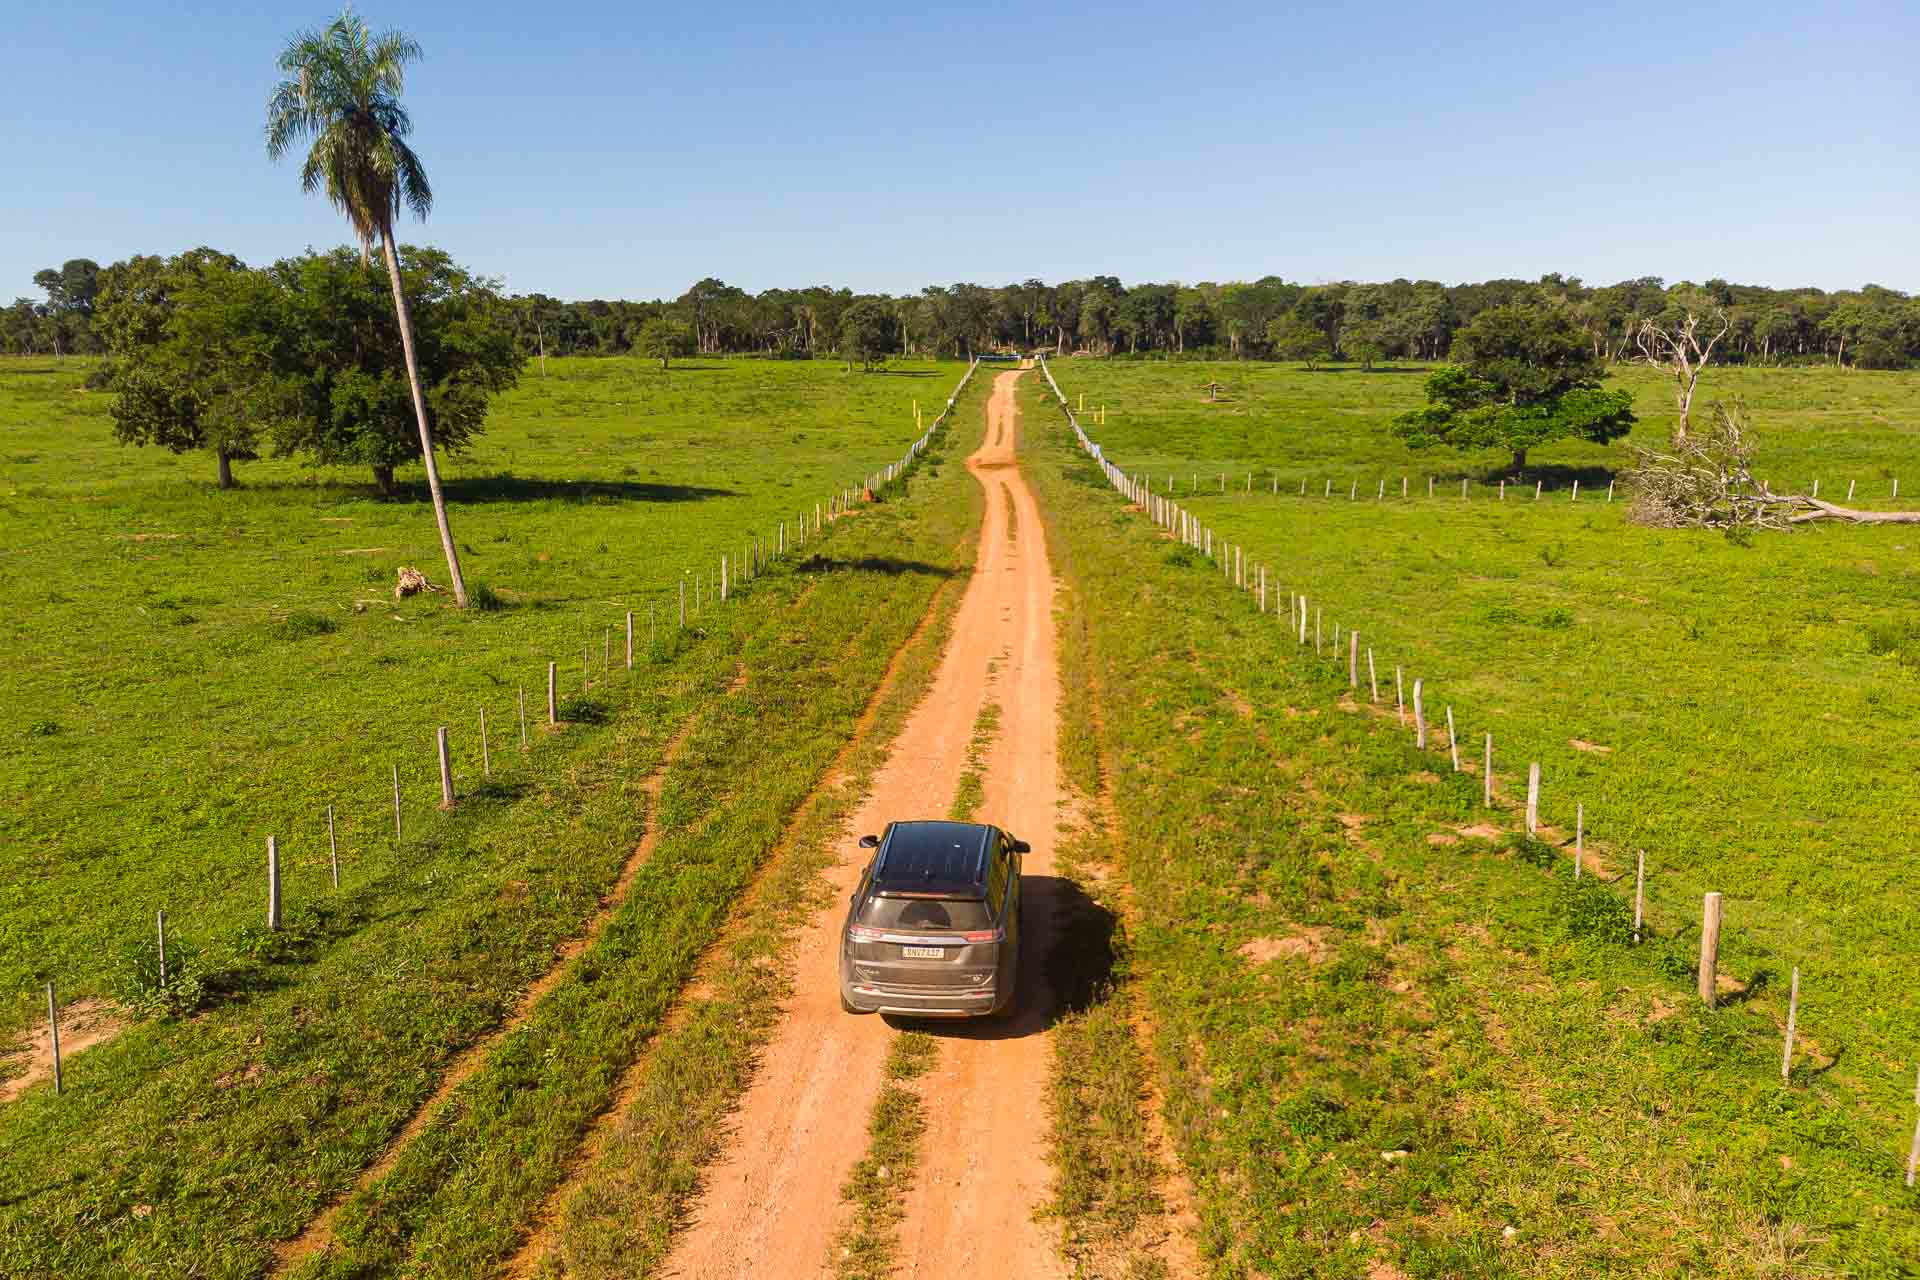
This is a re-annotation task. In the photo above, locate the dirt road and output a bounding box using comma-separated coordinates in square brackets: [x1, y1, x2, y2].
[663, 369, 1068, 1279]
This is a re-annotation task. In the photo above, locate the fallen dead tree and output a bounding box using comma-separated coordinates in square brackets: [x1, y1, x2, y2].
[1628, 402, 1920, 532]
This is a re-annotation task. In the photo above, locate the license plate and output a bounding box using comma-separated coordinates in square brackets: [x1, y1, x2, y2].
[900, 945, 944, 959]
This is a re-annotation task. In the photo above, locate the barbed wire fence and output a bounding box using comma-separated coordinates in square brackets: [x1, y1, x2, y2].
[1037, 354, 1920, 1189]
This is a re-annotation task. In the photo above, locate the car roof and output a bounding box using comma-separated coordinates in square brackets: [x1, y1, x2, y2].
[872, 821, 996, 899]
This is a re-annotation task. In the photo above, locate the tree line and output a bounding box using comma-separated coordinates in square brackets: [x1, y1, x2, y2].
[16, 268, 1920, 371]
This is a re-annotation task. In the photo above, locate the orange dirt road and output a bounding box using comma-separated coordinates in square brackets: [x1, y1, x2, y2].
[662, 369, 1068, 1279]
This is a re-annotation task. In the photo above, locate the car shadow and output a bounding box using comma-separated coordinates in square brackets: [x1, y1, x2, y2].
[884, 875, 1112, 1042]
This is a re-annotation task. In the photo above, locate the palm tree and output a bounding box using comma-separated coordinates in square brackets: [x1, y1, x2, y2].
[266, 12, 469, 606]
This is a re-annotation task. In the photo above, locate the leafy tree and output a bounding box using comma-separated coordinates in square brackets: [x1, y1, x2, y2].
[635, 316, 694, 369]
[838, 298, 896, 370]
[1265, 315, 1331, 368]
[102, 253, 287, 488]
[272, 246, 522, 494]
[266, 12, 471, 605]
[1394, 305, 1634, 472]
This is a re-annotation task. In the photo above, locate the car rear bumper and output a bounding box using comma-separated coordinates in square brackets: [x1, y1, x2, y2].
[842, 979, 1004, 1018]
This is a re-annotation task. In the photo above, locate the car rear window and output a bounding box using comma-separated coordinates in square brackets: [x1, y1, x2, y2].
[858, 895, 992, 931]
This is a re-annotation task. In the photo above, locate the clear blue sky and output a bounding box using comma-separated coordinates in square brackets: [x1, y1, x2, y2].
[4, 0, 1915, 302]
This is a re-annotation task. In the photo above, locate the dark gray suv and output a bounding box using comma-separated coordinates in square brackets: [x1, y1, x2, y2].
[839, 820, 1028, 1018]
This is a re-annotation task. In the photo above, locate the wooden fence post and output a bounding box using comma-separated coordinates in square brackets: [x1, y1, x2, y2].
[548, 662, 559, 725]
[1698, 892, 1722, 1006]
[1446, 707, 1459, 771]
[392, 763, 403, 843]
[1608, 479, 1616, 502]
[1534, 480, 1543, 500]
[1782, 966, 1800, 1081]
[1484, 734, 1493, 804]
[157, 909, 167, 989]
[479, 710, 491, 780]
[1526, 762, 1540, 836]
[1633, 850, 1645, 941]
[1349, 631, 1359, 687]
[267, 835, 282, 930]
[1395, 667, 1404, 722]
[46, 983, 60, 1095]
[1574, 803, 1583, 878]
[1368, 649, 1378, 702]
[1413, 679, 1426, 748]
[327, 805, 339, 888]
[679, 579, 686, 626]
[518, 688, 528, 748]
[626, 612, 634, 669]
[437, 727, 454, 808]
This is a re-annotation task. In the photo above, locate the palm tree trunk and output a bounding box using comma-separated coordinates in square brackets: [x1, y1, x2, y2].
[380, 231, 469, 607]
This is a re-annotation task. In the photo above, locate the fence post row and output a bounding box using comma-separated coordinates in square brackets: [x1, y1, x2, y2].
[1039, 354, 1920, 1184]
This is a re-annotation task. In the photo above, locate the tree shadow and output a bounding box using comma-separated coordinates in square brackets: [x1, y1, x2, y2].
[439, 476, 738, 505]
[653, 364, 728, 372]
[867, 369, 941, 377]
[1477, 463, 1620, 489]
[794, 553, 959, 579]
[1302, 365, 1433, 375]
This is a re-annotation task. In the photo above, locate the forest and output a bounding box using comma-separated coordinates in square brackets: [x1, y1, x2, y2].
[11, 260, 1920, 369]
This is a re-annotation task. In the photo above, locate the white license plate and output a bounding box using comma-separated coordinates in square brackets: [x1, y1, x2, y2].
[900, 945, 944, 959]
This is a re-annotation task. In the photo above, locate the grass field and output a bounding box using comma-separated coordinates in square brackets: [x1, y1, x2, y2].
[1053, 357, 1920, 499]
[0, 353, 965, 1036]
[1023, 363, 1920, 1277]
[0, 353, 982, 1275]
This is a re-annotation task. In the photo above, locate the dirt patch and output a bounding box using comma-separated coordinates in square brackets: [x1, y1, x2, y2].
[1240, 928, 1335, 967]
[0, 997, 127, 1103]
[1226, 690, 1254, 719]
[117, 532, 186, 542]
[1454, 823, 1505, 841]
[1409, 771, 1442, 784]
[1426, 832, 1459, 846]
[1569, 738, 1614, 754]
[333, 547, 389, 556]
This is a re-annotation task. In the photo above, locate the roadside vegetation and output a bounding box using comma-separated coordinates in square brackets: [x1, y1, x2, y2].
[831, 1032, 943, 1280]
[0, 357, 977, 1275]
[1020, 369, 1920, 1277]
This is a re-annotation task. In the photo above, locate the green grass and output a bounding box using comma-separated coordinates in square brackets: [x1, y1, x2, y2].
[1020, 367, 1920, 1277]
[0, 352, 965, 1036]
[522, 386, 986, 1280]
[948, 701, 1001, 821]
[831, 1031, 942, 1280]
[0, 353, 974, 1275]
[1053, 357, 1920, 498]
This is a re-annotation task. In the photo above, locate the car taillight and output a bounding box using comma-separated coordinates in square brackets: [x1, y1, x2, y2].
[848, 925, 884, 942]
[962, 929, 1004, 944]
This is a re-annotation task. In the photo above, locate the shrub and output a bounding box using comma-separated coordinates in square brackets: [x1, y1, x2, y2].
[273, 611, 337, 640]
[1863, 617, 1920, 668]
[471, 582, 507, 612]
[112, 933, 212, 1020]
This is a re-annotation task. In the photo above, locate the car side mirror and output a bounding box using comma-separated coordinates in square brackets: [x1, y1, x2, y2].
[858, 834, 880, 849]
[1011, 839, 1031, 854]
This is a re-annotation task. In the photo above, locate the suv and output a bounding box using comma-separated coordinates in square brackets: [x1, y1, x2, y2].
[839, 820, 1028, 1018]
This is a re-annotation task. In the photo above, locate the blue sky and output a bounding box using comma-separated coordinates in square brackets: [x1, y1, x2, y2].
[4, 0, 1915, 301]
